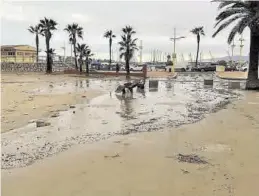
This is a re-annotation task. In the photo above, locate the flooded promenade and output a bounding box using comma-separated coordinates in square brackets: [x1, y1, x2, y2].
[2, 72, 259, 196]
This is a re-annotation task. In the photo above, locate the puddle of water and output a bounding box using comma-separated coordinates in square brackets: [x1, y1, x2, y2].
[1, 73, 243, 169]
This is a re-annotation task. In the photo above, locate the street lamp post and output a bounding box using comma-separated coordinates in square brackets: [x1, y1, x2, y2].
[139, 40, 143, 64]
[61, 42, 66, 63]
[231, 39, 235, 66]
[170, 27, 185, 72]
[239, 34, 245, 66]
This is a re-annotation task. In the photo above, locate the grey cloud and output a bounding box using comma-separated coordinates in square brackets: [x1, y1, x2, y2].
[1, 1, 250, 61]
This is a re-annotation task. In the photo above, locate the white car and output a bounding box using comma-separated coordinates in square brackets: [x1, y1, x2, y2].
[240, 64, 248, 72]
[130, 65, 143, 71]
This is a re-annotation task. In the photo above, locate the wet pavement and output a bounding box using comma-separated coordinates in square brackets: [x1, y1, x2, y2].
[1, 73, 244, 169]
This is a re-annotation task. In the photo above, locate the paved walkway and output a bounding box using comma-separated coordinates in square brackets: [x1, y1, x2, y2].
[147, 71, 177, 78]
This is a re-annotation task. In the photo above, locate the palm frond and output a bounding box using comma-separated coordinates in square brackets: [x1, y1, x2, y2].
[213, 0, 258, 43]
[28, 26, 35, 33]
[216, 8, 245, 21]
[227, 20, 242, 44]
[212, 15, 241, 37]
[217, 1, 240, 9]
[119, 53, 125, 59]
[237, 15, 256, 34]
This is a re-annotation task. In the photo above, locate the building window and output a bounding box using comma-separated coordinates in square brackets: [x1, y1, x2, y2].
[17, 52, 23, 55]
[25, 53, 31, 56]
[1, 52, 7, 55]
[8, 52, 15, 56]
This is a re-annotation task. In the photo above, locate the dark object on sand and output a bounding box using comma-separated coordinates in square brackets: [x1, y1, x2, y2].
[177, 153, 208, 164]
[36, 120, 51, 128]
[115, 80, 145, 95]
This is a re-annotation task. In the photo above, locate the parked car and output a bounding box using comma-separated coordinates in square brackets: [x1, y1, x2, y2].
[130, 65, 143, 71]
[195, 63, 217, 72]
[174, 61, 187, 72]
[165, 62, 187, 72]
[240, 64, 248, 72]
[224, 65, 236, 72]
[155, 65, 166, 70]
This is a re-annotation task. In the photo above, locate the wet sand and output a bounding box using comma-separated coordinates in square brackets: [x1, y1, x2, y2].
[216, 71, 248, 80]
[1, 73, 103, 132]
[2, 90, 259, 196]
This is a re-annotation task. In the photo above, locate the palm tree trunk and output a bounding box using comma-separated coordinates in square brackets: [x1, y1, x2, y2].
[73, 36, 78, 70]
[73, 43, 78, 70]
[195, 37, 200, 67]
[246, 28, 259, 90]
[126, 56, 130, 79]
[46, 37, 51, 74]
[79, 57, 83, 73]
[109, 39, 112, 70]
[36, 34, 39, 63]
[86, 57, 89, 74]
[125, 47, 130, 78]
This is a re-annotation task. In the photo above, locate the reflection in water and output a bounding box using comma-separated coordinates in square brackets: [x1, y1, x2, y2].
[137, 88, 146, 98]
[80, 80, 83, 88]
[149, 88, 158, 92]
[86, 80, 90, 88]
[149, 80, 159, 92]
[115, 93, 135, 120]
[165, 81, 173, 91]
[119, 94, 135, 135]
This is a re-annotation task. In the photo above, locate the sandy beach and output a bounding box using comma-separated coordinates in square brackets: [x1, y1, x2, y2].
[1, 72, 259, 196]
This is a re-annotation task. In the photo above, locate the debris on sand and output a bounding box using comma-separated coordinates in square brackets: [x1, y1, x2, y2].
[69, 105, 76, 109]
[50, 113, 59, 118]
[181, 169, 190, 174]
[177, 153, 208, 164]
[36, 120, 51, 128]
[104, 153, 120, 159]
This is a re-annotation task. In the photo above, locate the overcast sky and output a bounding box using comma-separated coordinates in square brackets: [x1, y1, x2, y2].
[1, 0, 250, 61]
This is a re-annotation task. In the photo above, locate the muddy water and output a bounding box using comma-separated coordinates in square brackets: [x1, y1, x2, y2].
[1, 73, 243, 169]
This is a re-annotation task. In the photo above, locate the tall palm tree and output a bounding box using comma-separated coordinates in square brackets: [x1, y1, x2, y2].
[190, 26, 205, 67]
[39, 17, 58, 73]
[28, 24, 42, 63]
[118, 26, 138, 78]
[85, 49, 94, 74]
[104, 30, 116, 70]
[47, 48, 55, 66]
[212, 0, 259, 90]
[76, 43, 89, 73]
[64, 23, 83, 70]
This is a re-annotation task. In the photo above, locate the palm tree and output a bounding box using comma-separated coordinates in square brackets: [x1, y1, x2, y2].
[104, 30, 116, 70]
[28, 24, 42, 63]
[64, 23, 83, 70]
[47, 48, 55, 66]
[212, 0, 259, 90]
[76, 43, 89, 73]
[39, 17, 58, 73]
[85, 49, 94, 74]
[118, 26, 138, 78]
[190, 27, 205, 67]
